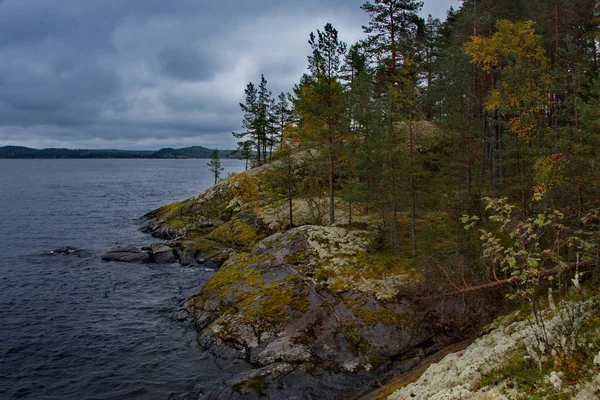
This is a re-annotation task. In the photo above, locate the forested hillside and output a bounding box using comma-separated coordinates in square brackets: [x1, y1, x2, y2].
[234, 0, 600, 289]
[224, 3, 600, 394]
[0, 145, 233, 159]
[143, 1, 600, 397]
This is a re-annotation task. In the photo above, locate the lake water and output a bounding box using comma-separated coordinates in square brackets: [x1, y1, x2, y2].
[0, 159, 245, 399]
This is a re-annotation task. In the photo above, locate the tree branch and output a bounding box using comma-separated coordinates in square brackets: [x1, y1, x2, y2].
[424, 260, 597, 300]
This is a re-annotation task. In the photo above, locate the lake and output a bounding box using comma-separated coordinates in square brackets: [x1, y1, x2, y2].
[0, 159, 245, 399]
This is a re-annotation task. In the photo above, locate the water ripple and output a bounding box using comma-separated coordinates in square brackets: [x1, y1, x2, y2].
[0, 159, 244, 399]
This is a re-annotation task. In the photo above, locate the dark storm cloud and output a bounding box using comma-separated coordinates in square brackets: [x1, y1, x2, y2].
[0, 63, 119, 125]
[158, 46, 217, 82]
[0, 0, 457, 150]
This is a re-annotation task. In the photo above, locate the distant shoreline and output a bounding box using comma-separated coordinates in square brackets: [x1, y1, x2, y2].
[0, 145, 237, 160]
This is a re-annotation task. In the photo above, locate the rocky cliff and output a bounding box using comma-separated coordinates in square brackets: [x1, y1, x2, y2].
[136, 162, 600, 399]
[138, 164, 463, 398]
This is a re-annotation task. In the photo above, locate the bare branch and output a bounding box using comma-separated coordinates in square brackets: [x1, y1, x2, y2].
[423, 260, 596, 300]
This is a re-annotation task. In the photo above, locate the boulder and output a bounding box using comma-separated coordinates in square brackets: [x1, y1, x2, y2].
[189, 225, 442, 386]
[150, 243, 177, 264]
[170, 309, 191, 322]
[101, 246, 150, 263]
[178, 247, 199, 266]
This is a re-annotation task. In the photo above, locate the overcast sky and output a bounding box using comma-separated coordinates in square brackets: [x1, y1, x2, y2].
[0, 0, 460, 150]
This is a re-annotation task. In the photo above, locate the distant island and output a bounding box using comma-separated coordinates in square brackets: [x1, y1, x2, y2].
[0, 145, 236, 159]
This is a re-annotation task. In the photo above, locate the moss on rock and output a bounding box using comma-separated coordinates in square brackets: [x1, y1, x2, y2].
[188, 225, 444, 381]
[205, 218, 261, 247]
[352, 307, 408, 329]
[199, 252, 264, 302]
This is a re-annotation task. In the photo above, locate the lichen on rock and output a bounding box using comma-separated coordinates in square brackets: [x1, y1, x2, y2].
[388, 295, 600, 400]
[306, 225, 371, 259]
[185, 223, 445, 393]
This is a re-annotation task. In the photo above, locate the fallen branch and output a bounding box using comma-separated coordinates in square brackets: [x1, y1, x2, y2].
[424, 260, 597, 300]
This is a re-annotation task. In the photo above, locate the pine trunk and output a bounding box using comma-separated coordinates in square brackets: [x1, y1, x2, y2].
[329, 152, 335, 226]
[256, 142, 261, 166]
[288, 186, 294, 228]
[388, 93, 400, 256]
[409, 121, 416, 258]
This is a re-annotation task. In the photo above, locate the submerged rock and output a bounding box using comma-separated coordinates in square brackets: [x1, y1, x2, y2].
[47, 246, 77, 255]
[46, 246, 91, 258]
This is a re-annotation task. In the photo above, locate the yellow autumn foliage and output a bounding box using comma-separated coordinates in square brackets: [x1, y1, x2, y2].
[464, 20, 549, 137]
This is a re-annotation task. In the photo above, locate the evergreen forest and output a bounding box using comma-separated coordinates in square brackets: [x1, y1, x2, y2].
[232, 0, 600, 297]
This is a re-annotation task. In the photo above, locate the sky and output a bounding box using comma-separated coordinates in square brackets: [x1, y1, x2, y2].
[0, 0, 460, 150]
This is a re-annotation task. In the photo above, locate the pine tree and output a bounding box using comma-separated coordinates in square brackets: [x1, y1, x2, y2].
[420, 15, 443, 119]
[207, 149, 223, 184]
[361, 0, 423, 255]
[294, 23, 348, 226]
[361, 0, 424, 74]
[256, 74, 273, 164]
[341, 57, 387, 224]
[262, 127, 303, 229]
[396, 54, 422, 258]
[271, 92, 293, 158]
[233, 82, 260, 162]
[237, 140, 254, 170]
[233, 76, 275, 165]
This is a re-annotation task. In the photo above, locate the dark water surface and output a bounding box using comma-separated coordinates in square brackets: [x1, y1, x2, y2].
[0, 159, 245, 399]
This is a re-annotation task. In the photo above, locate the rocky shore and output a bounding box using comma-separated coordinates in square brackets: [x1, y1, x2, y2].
[97, 162, 471, 398]
[101, 162, 600, 399]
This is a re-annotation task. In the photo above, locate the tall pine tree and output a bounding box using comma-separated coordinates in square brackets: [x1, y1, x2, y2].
[294, 23, 348, 226]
